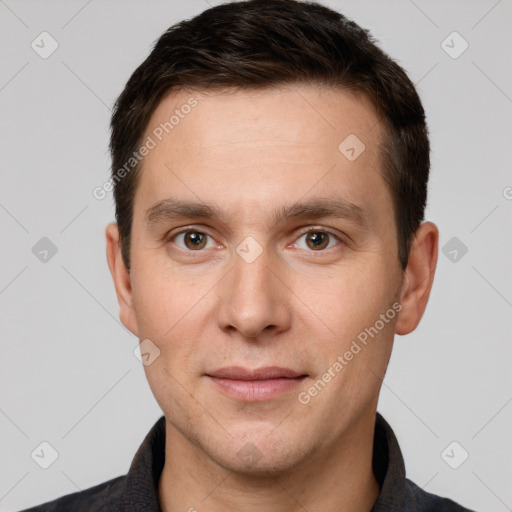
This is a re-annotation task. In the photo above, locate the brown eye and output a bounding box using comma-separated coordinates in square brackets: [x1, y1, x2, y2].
[184, 232, 206, 250]
[305, 231, 330, 250]
[174, 231, 214, 251]
[294, 230, 340, 251]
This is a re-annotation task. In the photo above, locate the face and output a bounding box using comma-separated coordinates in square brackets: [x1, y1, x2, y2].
[112, 84, 408, 475]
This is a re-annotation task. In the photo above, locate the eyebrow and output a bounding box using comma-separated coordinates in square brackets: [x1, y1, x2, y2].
[144, 196, 369, 230]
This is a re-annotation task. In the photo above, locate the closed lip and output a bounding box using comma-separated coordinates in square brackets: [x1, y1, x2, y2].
[206, 366, 307, 380]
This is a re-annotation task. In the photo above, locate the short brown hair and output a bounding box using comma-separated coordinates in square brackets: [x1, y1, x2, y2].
[110, 0, 429, 270]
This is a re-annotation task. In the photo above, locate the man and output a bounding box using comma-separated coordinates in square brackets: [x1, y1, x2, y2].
[22, 0, 474, 510]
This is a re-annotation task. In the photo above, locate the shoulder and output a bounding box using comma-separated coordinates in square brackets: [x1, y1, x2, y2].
[18, 475, 125, 512]
[405, 478, 475, 512]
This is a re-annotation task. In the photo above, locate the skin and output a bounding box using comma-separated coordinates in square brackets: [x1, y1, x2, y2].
[106, 84, 438, 512]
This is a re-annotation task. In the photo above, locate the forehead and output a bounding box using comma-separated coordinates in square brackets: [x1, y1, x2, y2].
[150, 84, 381, 153]
[134, 84, 391, 228]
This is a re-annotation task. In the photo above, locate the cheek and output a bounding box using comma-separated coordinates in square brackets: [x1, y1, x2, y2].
[130, 258, 201, 337]
[130, 263, 216, 380]
[134, 272, 204, 416]
[297, 260, 396, 344]
[143, 359, 200, 436]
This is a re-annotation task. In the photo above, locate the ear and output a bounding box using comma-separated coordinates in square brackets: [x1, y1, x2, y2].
[105, 223, 139, 336]
[395, 221, 439, 335]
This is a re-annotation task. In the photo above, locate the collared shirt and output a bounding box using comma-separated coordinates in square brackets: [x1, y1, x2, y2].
[21, 413, 474, 511]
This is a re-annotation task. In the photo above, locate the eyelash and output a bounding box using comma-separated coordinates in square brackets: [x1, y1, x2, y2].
[167, 226, 343, 254]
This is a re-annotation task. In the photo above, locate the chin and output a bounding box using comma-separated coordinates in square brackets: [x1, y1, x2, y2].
[209, 432, 312, 478]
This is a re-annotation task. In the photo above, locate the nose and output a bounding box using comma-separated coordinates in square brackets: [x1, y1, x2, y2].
[215, 244, 292, 341]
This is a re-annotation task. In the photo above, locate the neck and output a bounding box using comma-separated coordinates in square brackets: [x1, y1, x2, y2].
[158, 408, 380, 512]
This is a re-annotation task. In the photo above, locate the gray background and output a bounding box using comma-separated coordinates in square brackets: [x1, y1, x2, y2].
[1, 1, 511, 510]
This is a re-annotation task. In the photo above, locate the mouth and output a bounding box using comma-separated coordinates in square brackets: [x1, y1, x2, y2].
[205, 366, 308, 402]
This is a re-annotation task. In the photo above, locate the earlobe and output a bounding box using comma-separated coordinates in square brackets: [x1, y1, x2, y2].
[395, 221, 439, 336]
[105, 223, 139, 336]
